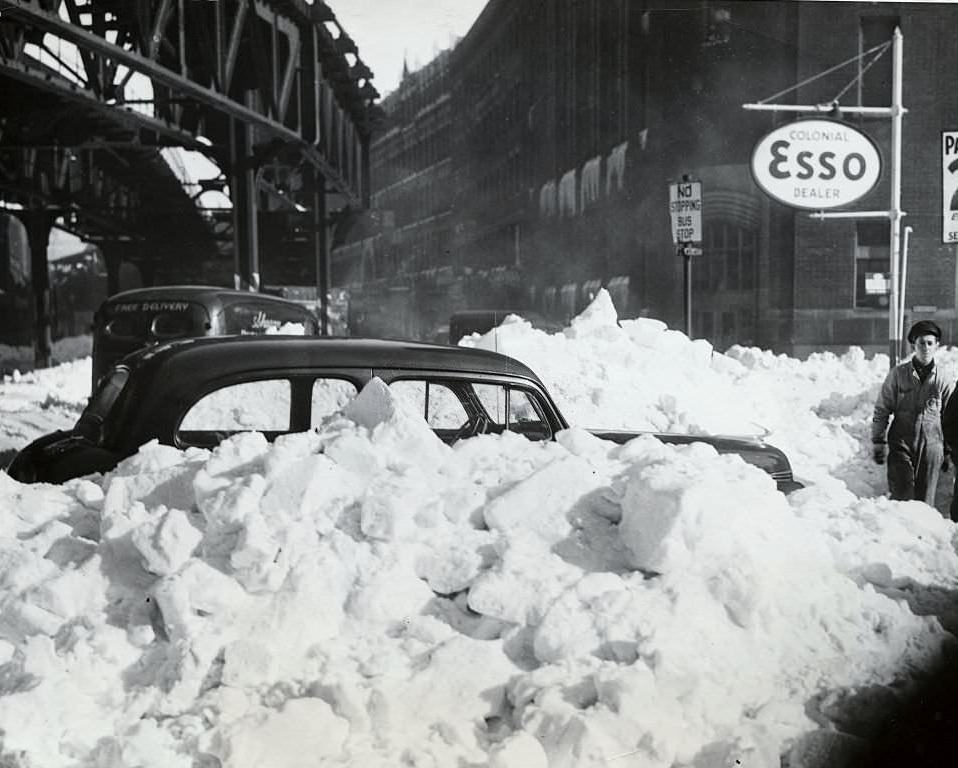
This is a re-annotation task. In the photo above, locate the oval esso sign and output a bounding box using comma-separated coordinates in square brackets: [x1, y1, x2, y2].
[750, 119, 882, 210]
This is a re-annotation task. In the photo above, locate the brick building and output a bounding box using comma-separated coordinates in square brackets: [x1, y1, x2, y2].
[333, 50, 458, 339]
[337, 1, 958, 356]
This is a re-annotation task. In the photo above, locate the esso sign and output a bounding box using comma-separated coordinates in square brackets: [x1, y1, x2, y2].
[750, 118, 882, 210]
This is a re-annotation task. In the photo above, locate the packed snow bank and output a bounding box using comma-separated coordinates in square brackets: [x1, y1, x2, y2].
[461, 290, 938, 495]
[2, 374, 958, 766]
[4, 291, 958, 766]
[0, 356, 92, 461]
[0, 334, 93, 374]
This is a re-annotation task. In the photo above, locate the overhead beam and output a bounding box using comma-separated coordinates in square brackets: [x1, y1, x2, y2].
[0, 52, 217, 154]
[223, 0, 249, 94]
[146, 0, 175, 60]
[0, 0, 361, 203]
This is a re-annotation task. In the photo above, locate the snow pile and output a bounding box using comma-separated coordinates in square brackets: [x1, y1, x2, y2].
[2, 291, 958, 766]
[0, 334, 93, 374]
[462, 291, 941, 490]
[0, 356, 92, 460]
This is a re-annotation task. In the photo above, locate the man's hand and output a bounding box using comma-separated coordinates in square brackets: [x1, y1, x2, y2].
[872, 443, 886, 465]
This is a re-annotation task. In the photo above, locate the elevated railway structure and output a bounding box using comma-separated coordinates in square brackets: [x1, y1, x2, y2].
[0, 0, 378, 365]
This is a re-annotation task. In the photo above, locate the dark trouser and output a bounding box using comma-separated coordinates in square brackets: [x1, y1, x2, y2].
[950, 473, 958, 522]
[887, 442, 943, 505]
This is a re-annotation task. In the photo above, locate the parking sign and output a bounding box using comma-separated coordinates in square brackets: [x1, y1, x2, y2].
[669, 181, 702, 244]
[943, 131, 958, 243]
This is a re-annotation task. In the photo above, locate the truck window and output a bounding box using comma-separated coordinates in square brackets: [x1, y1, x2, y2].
[223, 301, 314, 335]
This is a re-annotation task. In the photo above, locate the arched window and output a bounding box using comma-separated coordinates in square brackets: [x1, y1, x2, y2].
[704, 221, 757, 293]
[698, 218, 759, 348]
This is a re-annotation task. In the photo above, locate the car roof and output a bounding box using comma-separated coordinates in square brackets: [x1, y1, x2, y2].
[450, 309, 523, 320]
[121, 335, 545, 384]
[102, 286, 310, 309]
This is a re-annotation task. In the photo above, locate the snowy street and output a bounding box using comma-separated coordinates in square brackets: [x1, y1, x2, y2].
[2, 293, 958, 767]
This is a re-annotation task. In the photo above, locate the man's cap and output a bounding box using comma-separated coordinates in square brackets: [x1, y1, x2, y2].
[907, 320, 943, 343]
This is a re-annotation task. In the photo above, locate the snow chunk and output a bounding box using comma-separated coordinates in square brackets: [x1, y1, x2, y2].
[489, 731, 549, 768]
[483, 454, 609, 546]
[201, 698, 349, 767]
[618, 443, 784, 574]
[341, 376, 403, 429]
[131, 506, 202, 576]
[152, 559, 250, 641]
[564, 289, 622, 339]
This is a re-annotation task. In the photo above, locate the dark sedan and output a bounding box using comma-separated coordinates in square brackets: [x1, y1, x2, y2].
[5, 336, 802, 493]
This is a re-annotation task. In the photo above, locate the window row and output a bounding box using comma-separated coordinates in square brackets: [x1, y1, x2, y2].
[175, 377, 552, 445]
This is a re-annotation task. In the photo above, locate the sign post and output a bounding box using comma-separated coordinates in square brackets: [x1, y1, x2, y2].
[744, 26, 905, 366]
[669, 178, 703, 337]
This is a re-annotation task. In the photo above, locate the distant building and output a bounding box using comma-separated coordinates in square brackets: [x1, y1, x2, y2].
[334, 50, 457, 339]
[337, 0, 958, 356]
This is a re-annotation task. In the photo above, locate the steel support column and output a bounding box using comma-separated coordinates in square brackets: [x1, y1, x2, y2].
[101, 245, 123, 297]
[230, 99, 260, 291]
[301, 24, 329, 333]
[15, 210, 53, 368]
[307, 167, 329, 335]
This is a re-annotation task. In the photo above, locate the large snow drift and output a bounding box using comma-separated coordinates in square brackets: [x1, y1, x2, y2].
[2, 290, 958, 767]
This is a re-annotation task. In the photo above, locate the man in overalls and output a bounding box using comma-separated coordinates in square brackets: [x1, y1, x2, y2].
[872, 320, 952, 504]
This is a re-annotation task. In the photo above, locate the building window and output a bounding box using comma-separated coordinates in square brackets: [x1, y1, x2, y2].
[855, 221, 890, 309]
[699, 310, 714, 339]
[739, 307, 756, 346]
[721, 311, 736, 341]
[704, 222, 757, 293]
[693, 256, 709, 290]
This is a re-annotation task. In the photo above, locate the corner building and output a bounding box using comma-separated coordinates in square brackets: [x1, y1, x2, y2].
[337, 1, 958, 355]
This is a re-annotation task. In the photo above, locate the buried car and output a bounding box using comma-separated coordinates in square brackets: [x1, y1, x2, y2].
[5, 336, 802, 492]
[90, 285, 319, 392]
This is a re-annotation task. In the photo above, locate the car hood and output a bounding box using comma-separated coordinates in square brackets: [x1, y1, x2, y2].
[586, 428, 800, 489]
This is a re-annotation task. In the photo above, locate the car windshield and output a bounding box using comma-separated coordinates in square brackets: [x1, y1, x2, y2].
[76, 367, 130, 441]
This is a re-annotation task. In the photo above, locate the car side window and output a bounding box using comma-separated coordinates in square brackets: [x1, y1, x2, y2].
[310, 378, 360, 427]
[388, 380, 467, 428]
[179, 379, 291, 432]
[474, 383, 552, 441]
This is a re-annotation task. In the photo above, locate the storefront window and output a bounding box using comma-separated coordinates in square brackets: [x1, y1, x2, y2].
[703, 222, 757, 294]
[855, 221, 890, 309]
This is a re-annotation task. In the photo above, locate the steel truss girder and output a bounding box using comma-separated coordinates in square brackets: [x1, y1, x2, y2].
[0, 0, 372, 206]
[0, 53, 213, 152]
[0, 177, 138, 239]
[0, 143, 201, 239]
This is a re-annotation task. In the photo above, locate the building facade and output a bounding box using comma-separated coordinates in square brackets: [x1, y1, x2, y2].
[336, 1, 958, 356]
[334, 50, 458, 339]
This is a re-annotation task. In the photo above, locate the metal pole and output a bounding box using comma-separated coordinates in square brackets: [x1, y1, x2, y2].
[888, 26, 904, 366]
[20, 210, 53, 369]
[682, 246, 692, 337]
[311, 170, 329, 336]
[898, 224, 912, 345]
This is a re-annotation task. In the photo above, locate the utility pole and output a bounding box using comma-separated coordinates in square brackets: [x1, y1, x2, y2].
[744, 27, 906, 368]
